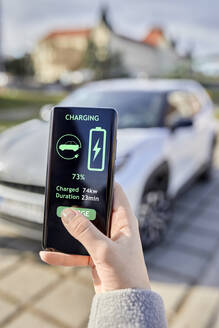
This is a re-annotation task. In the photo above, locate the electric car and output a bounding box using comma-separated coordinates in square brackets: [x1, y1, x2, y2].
[0, 79, 217, 249]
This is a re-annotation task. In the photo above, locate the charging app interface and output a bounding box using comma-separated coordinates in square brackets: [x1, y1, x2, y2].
[46, 107, 117, 254]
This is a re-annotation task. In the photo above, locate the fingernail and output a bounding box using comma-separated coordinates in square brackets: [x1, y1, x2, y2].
[62, 208, 77, 224]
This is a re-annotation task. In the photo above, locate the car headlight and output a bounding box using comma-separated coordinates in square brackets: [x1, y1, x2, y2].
[115, 153, 130, 172]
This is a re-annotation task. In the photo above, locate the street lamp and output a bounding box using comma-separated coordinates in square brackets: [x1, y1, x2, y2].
[0, 0, 4, 71]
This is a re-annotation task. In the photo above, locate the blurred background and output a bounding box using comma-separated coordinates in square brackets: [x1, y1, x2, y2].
[0, 1, 219, 327]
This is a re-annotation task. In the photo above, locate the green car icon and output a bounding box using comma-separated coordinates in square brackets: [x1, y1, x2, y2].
[59, 141, 79, 152]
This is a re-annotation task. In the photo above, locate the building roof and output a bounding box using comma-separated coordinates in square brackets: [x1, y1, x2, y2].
[98, 7, 158, 49]
[142, 28, 166, 47]
[43, 28, 92, 41]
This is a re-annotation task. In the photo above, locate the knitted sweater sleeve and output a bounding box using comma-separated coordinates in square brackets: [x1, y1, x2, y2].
[88, 288, 167, 328]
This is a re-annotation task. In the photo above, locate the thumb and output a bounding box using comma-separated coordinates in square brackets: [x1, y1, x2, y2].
[61, 208, 108, 255]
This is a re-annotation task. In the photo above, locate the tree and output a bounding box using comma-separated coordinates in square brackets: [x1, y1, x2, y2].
[83, 39, 128, 80]
[4, 53, 34, 77]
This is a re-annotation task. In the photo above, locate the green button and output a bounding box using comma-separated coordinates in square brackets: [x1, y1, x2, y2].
[56, 206, 96, 220]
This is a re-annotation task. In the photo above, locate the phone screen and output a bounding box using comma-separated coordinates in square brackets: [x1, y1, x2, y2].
[43, 107, 117, 255]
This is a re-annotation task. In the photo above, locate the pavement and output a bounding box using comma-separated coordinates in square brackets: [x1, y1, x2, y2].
[0, 147, 219, 328]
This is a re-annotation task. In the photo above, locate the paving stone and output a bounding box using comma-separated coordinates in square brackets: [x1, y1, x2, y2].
[4, 312, 58, 328]
[0, 222, 17, 237]
[172, 229, 219, 254]
[181, 186, 209, 203]
[34, 278, 94, 328]
[176, 186, 209, 209]
[145, 245, 168, 264]
[168, 208, 189, 236]
[172, 211, 188, 226]
[75, 267, 93, 285]
[0, 298, 17, 324]
[0, 249, 22, 274]
[4, 237, 41, 253]
[151, 281, 188, 320]
[0, 261, 58, 303]
[149, 267, 191, 285]
[32, 254, 77, 277]
[190, 209, 219, 234]
[177, 195, 197, 208]
[203, 173, 219, 191]
[200, 249, 219, 287]
[53, 265, 77, 276]
[173, 205, 190, 222]
[174, 202, 193, 215]
[150, 248, 206, 280]
[206, 205, 219, 217]
[165, 223, 181, 242]
[196, 182, 216, 196]
[204, 197, 219, 214]
[205, 191, 218, 202]
[170, 286, 219, 328]
[210, 177, 219, 192]
[212, 312, 219, 328]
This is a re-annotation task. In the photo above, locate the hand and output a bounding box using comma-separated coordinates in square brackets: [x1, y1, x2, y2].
[40, 183, 150, 293]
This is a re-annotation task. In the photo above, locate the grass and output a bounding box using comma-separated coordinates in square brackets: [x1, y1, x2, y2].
[207, 89, 219, 106]
[215, 108, 219, 120]
[0, 88, 66, 109]
[0, 88, 67, 132]
[0, 88, 66, 132]
[0, 121, 22, 133]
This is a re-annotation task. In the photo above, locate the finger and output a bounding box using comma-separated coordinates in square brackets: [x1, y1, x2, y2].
[112, 182, 138, 230]
[91, 266, 102, 294]
[113, 182, 133, 213]
[39, 251, 90, 266]
[61, 208, 109, 256]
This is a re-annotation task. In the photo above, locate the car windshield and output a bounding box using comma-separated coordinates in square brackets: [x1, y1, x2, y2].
[60, 89, 165, 129]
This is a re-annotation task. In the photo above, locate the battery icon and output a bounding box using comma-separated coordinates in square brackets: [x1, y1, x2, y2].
[88, 127, 106, 171]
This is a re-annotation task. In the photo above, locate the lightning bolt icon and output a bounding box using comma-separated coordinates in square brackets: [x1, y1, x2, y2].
[93, 138, 101, 161]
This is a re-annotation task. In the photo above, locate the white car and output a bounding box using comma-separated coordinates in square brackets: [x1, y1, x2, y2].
[0, 79, 217, 249]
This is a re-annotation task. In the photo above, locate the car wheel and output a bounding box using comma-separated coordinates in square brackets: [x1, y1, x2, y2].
[199, 139, 216, 181]
[138, 189, 173, 250]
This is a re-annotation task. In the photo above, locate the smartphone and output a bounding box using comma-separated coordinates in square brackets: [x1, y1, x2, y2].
[43, 106, 117, 255]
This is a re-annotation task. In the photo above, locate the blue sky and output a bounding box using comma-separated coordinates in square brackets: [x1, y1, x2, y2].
[2, 0, 219, 57]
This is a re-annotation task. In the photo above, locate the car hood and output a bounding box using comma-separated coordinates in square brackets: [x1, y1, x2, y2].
[0, 119, 166, 186]
[0, 119, 49, 186]
[117, 128, 163, 157]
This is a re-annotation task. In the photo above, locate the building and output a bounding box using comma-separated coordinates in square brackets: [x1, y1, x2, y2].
[32, 29, 91, 83]
[97, 11, 180, 77]
[32, 9, 181, 83]
[108, 28, 179, 77]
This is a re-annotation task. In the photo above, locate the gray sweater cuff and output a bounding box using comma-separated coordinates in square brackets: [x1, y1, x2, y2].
[88, 288, 167, 328]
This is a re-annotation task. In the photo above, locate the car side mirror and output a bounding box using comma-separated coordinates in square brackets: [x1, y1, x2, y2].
[170, 118, 193, 132]
[40, 104, 54, 122]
